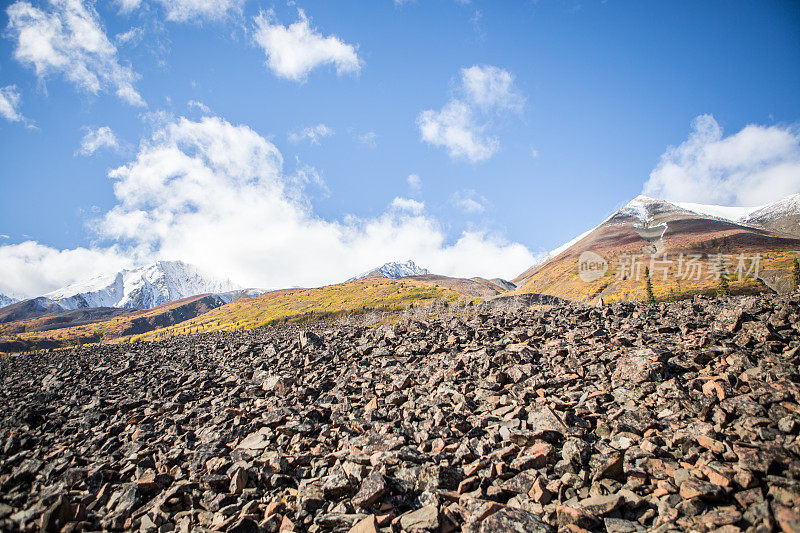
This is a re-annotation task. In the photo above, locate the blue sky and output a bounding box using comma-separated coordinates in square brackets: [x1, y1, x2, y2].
[1, 0, 799, 296]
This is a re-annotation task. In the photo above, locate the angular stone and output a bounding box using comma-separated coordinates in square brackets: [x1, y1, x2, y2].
[229, 467, 248, 494]
[352, 470, 387, 509]
[469, 506, 552, 532]
[40, 494, 72, 533]
[348, 514, 379, 533]
[501, 471, 539, 494]
[527, 406, 569, 441]
[679, 478, 725, 502]
[557, 505, 600, 529]
[399, 505, 439, 532]
[579, 493, 623, 516]
[237, 431, 269, 450]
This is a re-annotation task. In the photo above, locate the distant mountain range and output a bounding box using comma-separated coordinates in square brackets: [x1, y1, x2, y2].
[41, 260, 239, 310]
[515, 193, 800, 302]
[347, 260, 430, 282]
[0, 260, 242, 321]
[1, 193, 798, 352]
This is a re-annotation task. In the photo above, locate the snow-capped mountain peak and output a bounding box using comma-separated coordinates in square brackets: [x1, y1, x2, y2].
[348, 260, 430, 282]
[617, 195, 685, 223]
[0, 294, 20, 309]
[43, 260, 240, 310]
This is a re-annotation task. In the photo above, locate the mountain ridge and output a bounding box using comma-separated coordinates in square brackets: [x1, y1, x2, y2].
[42, 260, 239, 311]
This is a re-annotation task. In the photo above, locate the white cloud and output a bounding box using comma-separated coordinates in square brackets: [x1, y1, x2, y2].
[253, 9, 362, 82]
[407, 173, 422, 191]
[154, 0, 244, 23]
[390, 197, 425, 214]
[115, 27, 143, 46]
[115, 0, 243, 22]
[530, 146, 539, 158]
[0, 241, 132, 298]
[78, 126, 119, 156]
[394, 0, 470, 5]
[6, 0, 145, 106]
[187, 99, 211, 113]
[451, 189, 487, 214]
[0, 85, 28, 124]
[289, 123, 334, 145]
[116, 0, 142, 13]
[1, 115, 538, 297]
[357, 131, 377, 148]
[418, 100, 498, 162]
[96, 115, 535, 288]
[643, 114, 800, 206]
[418, 65, 523, 162]
[461, 65, 524, 112]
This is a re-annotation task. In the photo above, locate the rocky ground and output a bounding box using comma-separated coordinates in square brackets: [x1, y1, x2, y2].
[1, 295, 799, 533]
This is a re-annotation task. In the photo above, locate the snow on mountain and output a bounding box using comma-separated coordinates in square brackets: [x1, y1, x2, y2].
[675, 194, 800, 236]
[0, 294, 20, 309]
[744, 193, 800, 224]
[675, 194, 798, 224]
[674, 201, 759, 222]
[347, 260, 430, 282]
[44, 261, 240, 310]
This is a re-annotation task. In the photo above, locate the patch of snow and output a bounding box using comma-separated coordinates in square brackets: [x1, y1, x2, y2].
[675, 201, 762, 223]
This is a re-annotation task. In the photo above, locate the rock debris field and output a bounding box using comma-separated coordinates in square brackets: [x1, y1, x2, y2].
[1, 295, 799, 533]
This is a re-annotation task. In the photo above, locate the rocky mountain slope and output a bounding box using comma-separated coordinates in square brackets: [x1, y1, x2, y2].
[347, 261, 430, 282]
[42, 260, 239, 311]
[514, 195, 800, 302]
[1, 294, 798, 532]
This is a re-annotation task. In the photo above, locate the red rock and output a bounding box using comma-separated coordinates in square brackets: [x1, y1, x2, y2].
[459, 498, 504, 524]
[697, 435, 725, 454]
[578, 493, 623, 515]
[348, 515, 379, 533]
[773, 504, 800, 533]
[279, 515, 296, 531]
[529, 476, 551, 504]
[679, 478, 725, 501]
[556, 505, 600, 529]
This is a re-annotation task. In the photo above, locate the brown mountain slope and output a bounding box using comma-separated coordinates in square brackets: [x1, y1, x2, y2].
[515, 196, 800, 302]
[407, 274, 515, 298]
